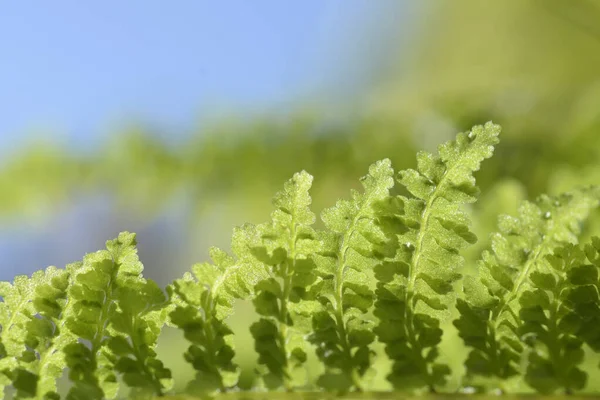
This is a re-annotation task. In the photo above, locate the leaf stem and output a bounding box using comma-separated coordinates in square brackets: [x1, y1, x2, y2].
[404, 169, 449, 388]
[492, 233, 551, 327]
[277, 216, 297, 391]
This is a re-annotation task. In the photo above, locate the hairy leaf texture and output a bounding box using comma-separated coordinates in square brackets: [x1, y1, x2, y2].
[170, 243, 264, 394]
[0, 267, 70, 399]
[374, 122, 500, 391]
[455, 188, 600, 392]
[0, 275, 36, 395]
[308, 159, 394, 392]
[245, 171, 322, 390]
[517, 244, 588, 394]
[15, 266, 71, 400]
[64, 231, 172, 400]
[0, 274, 39, 381]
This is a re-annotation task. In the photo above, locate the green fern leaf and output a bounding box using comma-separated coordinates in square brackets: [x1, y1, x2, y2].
[517, 244, 588, 394]
[568, 237, 600, 366]
[374, 122, 500, 391]
[15, 266, 71, 400]
[0, 267, 72, 399]
[454, 188, 599, 392]
[108, 278, 173, 398]
[170, 242, 264, 394]
[64, 231, 171, 400]
[308, 159, 394, 392]
[242, 170, 322, 390]
[0, 271, 45, 396]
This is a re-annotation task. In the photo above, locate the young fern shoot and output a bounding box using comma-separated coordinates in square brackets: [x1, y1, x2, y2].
[309, 159, 394, 392]
[454, 189, 600, 393]
[374, 122, 500, 391]
[246, 171, 321, 390]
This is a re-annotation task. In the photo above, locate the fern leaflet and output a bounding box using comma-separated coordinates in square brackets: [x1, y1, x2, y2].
[309, 159, 394, 392]
[567, 237, 600, 369]
[454, 189, 600, 392]
[64, 231, 171, 400]
[17, 267, 71, 400]
[107, 278, 173, 398]
[245, 171, 321, 390]
[517, 244, 589, 394]
[0, 267, 72, 399]
[373, 122, 500, 391]
[170, 239, 264, 394]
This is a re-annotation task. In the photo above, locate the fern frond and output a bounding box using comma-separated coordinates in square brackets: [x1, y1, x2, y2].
[517, 244, 588, 394]
[0, 266, 72, 400]
[455, 188, 600, 392]
[11, 266, 72, 400]
[374, 122, 500, 391]
[108, 278, 173, 398]
[308, 159, 394, 392]
[569, 237, 600, 364]
[0, 270, 46, 396]
[64, 231, 171, 400]
[244, 171, 322, 390]
[169, 243, 264, 395]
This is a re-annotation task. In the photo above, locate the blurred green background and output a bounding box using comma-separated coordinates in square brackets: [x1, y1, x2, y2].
[2, 0, 600, 394]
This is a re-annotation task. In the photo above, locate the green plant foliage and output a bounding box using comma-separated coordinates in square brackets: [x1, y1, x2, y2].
[2, 112, 599, 228]
[570, 237, 600, 360]
[454, 189, 600, 393]
[0, 117, 417, 223]
[241, 171, 321, 390]
[0, 273, 38, 395]
[519, 244, 588, 394]
[17, 266, 70, 400]
[466, 179, 527, 266]
[308, 158, 394, 392]
[0, 267, 70, 399]
[0, 275, 38, 379]
[5, 121, 600, 398]
[169, 237, 266, 395]
[373, 122, 500, 392]
[64, 232, 172, 400]
[107, 279, 173, 398]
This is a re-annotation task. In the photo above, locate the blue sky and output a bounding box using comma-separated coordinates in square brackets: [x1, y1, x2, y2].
[0, 1, 402, 151]
[0, 1, 411, 279]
